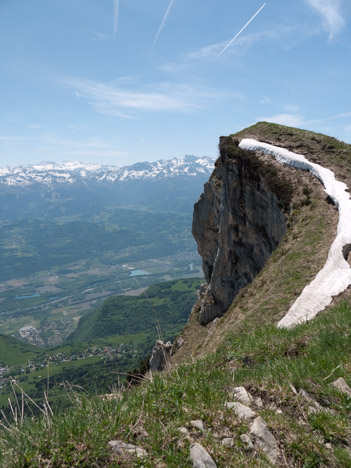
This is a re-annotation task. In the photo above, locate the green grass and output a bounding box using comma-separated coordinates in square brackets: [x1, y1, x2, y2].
[0, 334, 41, 366]
[0, 356, 102, 409]
[1, 301, 350, 467]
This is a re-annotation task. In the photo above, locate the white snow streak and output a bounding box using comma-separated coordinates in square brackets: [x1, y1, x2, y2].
[239, 138, 351, 328]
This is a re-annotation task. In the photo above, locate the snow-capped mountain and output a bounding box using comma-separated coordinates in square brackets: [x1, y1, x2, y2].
[0, 155, 214, 187]
[0, 155, 215, 219]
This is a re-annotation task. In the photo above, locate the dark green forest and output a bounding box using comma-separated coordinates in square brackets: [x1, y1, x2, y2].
[67, 278, 202, 342]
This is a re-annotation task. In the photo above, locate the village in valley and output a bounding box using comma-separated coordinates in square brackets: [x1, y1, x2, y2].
[0, 341, 138, 396]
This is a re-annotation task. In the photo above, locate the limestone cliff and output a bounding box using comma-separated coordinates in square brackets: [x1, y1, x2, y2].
[192, 137, 288, 325]
[171, 122, 350, 364]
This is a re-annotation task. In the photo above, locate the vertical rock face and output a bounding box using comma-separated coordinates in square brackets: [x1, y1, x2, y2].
[192, 138, 287, 325]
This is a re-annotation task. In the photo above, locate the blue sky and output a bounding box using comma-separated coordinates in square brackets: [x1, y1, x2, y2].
[0, 0, 350, 167]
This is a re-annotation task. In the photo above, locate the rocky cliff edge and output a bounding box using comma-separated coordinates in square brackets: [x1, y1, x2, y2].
[171, 122, 351, 364]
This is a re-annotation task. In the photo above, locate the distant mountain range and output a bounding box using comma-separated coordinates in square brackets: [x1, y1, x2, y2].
[0, 155, 215, 218]
[0, 155, 214, 187]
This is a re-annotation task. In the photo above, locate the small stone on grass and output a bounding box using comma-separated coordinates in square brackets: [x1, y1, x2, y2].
[108, 440, 148, 459]
[331, 377, 351, 396]
[225, 401, 256, 421]
[231, 386, 252, 405]
[191, 420, 205, 432]
[250, 416, 280, 464]
[221, 437, 234, 447]
[179, 426, 190, 437]
[240, 434, 254, 452]
[190, 442, 217, 468]
[255, 397, 263, 408]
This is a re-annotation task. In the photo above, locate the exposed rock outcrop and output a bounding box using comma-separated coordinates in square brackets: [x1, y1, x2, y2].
[149, 340, 172, 371]
[193, 137, 288, 324]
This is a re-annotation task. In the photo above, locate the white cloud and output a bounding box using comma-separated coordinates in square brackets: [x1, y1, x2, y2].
[160, 30, 281, 72]
[0, 135, 24, 141]
[192, 30, 280, 61]
[91, 32, 108, 42]
[257, 110, 351, 129]
[41, 136, 123, 159]
[63, 78, 234, 117]
[330, 111, 351, 119]
[67, 124, 86, 132]
[75, 81, 196, 115]
[284, 105, 300, 112]
[305, 0, 345, 39]
[259, 113, 306, 127]
[0, 133, 125, 164]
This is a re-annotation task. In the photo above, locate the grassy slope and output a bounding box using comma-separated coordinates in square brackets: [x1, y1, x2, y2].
[0, 301, 350, 467]
[0, 334, 41, 366]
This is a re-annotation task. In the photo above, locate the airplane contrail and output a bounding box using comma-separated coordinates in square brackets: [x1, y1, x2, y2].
[152, 0, 175, 49]
[113, 0, 119, 37]
[218, 2, 266, 57]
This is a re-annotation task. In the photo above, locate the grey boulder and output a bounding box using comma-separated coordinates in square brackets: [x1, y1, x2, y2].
[190, 443, 217, 468]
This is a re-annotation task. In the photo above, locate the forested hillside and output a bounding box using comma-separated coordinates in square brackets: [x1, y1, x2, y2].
[67, 278, 202, 342]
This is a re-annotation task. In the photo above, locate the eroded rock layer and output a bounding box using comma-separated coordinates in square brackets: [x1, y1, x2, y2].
[193, 137, 288, 325]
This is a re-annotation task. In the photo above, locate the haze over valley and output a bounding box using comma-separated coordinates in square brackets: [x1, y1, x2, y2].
[0, 155, 213, 346]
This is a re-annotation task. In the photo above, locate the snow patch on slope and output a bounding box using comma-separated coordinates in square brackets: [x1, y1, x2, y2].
[239, 138, 351, 328]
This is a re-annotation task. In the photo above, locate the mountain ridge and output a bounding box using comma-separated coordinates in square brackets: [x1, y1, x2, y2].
[0, 154, 215, 220]
[0, 155, 214, 187]
[171, 121, 351, 364]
